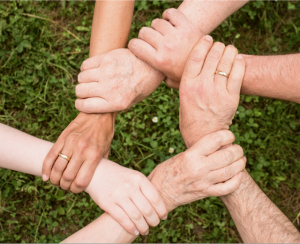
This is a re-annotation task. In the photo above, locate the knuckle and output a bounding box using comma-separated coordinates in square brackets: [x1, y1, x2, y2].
[189, 49, 204, 63]
[163, 42, 175, 52]
[208, 50, 222, 61]
[77, 140, 89, 152]
[224, 165, 233, 178]
[154, 55, 167, 66]
[223, 150, 234, 163]
[211, 132, 223, 144]
[62, 171, 76, 182]
[132, 211, 142, 221]
[150, 192, 161, 205]
[219, 57, 232, 68]
[143, 205, 153, 217]
[53, 160, 66, 171]
[74, 177, 89, 189]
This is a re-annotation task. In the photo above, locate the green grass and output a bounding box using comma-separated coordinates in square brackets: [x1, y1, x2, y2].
[0, 0, 300, 242]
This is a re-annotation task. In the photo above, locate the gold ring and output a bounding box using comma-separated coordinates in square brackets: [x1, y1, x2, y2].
[215, 70, 229, 78]
[58, 153, 71, 162]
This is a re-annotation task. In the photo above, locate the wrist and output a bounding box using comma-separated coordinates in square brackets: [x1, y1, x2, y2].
[148, 163, 177, 212]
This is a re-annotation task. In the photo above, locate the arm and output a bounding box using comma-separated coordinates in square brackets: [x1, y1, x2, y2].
[221, 171, 300, 242]
[0, 123, 245, 243]
[242, 54, 300, 104]
[179, 37, 300, 242]
[42, 0, 134, 192]
[178, 0, 247, 33]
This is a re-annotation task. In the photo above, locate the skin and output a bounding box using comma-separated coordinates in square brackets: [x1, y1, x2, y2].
[75, 0, 248, 113]
[42, 1, 135, 193]
[179, 36, 300, 242]
[129, 8, 300, 104]
[0, 124, 244, 242]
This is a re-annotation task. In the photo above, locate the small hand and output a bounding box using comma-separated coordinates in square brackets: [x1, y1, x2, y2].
[85, 159, 168, 236]
[179, 36, 245, 147]
[129, 8, 203, 88]
[42, 112, 116, 193]
[75, 48, 165, 114]
[148, 130, 245, 212]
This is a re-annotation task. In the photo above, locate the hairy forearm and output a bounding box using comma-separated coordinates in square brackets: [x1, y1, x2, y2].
[90, 0, 134, 57]
[241, 54, 300, 103]
[178, 0, 248, 34]
[221, 171, 300, 243]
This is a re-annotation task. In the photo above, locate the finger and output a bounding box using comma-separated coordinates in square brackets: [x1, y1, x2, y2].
[128, 39, 157, 67]
[206, 172, 243, 197]
[138, 27, 163, 49]
[162, 8, 190, 27]
[131, 193, 160, 227]
[75, 83, 102, 99]
[201, 42, 225, 80]
[119, 200, 149, 235]
[209, 157, 246, 183]
[59, 153, 84, 191]
[42, 139, 64, 181]
[227, 54, 245, 96]
[215, 45, 238, 90]
[69, 158, 100, 193]
[77, 68, 101, 83]
[191, 130, 236, 156]
[80, 55, 103, 71]
[206, 144, 244, 171]
[75, 98, 114, 114]
[151, 18, 174, 35]
[181, 35, 213, 80]
[141, 179, 168, 220]
[165, 78, 179, 89]
[50, 148, 73, 186]
[107, 204, 139, 236]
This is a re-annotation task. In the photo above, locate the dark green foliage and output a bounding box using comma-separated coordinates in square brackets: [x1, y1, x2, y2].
[0, 1, 300, 242]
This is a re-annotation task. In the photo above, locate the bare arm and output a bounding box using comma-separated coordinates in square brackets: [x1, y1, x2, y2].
[89, 0, 134, 57]
[242, 54, 300, 103]
[178, 0, 248, 34]
[221, 171, 300, 243]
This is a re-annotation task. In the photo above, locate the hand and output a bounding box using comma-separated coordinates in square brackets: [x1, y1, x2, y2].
[85, 159, 168, 236]
[75, 48, 165, 114]
[179, 36, 245, 148]
[129, 8, 203, 89]
[148, 130, 245, 212]
[42, 112, 116, 193]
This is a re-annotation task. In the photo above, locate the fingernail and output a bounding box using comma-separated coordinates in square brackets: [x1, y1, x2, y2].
[238, 172, 243, 179]
[144, 230, 149, 235]
[162, 215, 167, 220]
[243, 156, 247, 163]
[134, 230, 139, 236]
[204, 35, 213, 41]
[130, 40, 137, 48]
[236, 54, 243, 59]
[42, 174, 48, 181]
[168, 8, 175, 14]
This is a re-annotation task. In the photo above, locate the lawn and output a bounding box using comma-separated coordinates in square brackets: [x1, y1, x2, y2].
[0, 1, 300, 242]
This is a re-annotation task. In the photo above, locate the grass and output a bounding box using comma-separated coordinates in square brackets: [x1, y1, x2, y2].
[0, 0, 300, 242]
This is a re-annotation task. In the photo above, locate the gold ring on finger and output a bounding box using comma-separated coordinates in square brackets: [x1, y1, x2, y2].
[58, 153, 71, 162]
[215, 70, 229, 78]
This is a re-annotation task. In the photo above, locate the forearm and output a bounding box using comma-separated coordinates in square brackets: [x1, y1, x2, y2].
[178, 0, 248, 34]
[221, 171, 300, 242]
[241, 54, 300, 103]
[90, 0, 134, 57]
[0, 123, 135, 243]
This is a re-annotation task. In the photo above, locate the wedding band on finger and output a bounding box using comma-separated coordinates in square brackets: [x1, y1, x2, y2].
[215, 70, 229, 78]
[58, 153, 71, 162]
